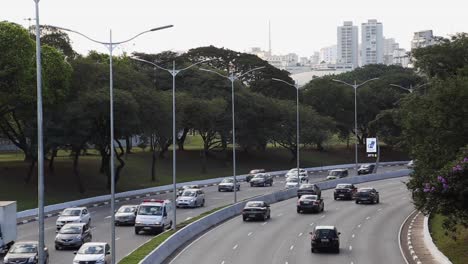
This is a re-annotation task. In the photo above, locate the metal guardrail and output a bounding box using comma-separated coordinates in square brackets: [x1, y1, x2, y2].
[139, 168, 412, 264]
[17, 161, 409, 220]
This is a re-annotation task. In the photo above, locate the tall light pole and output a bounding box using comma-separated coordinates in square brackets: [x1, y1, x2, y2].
[389, 83, 428, 94]
[272, 78, 302, 185]
[50, 24, 173, 264]
[32, 1, 45, 263]
[130, 57, 211, 230]
[200, 66, 265, 203]
[332, 78, 379, 174]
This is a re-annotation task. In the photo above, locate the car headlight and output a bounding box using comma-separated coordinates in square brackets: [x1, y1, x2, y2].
[3, 257, 9, 262]
[190, 198, 195, 202]
[155, 221, 161, 225]
[28, 256, 36, 262]
[76, 235, 82, 240]
[73, 261, 80, 264]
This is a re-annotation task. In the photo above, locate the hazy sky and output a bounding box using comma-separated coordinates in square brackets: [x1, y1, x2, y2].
[1, 0, 466, 57]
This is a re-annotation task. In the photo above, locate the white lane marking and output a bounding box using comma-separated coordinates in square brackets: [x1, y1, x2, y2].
[298, 232, 303, 237]
[233, 244, 238, 250]
[336, 207, 340, 210]
[310, 222, 315, 226]
[116, 237, 120, 241]
[90, 211, 97, 214]
[378, 208, 383, 211]
[320, 215, 326, 218]
[352, 234, 355, 238]
[366, 216, 371, 220]
[277, 213, 283, 217]
[105, 216, 111, 219]
[248, 232, 253, 236]
[221, 261, 225, 264]
[262, 222, 268, 226]
[349, 245, 353, 251]
[290, 245, 294, 251]
[357, 224, 361, 228]
[185, 217, 193, 221]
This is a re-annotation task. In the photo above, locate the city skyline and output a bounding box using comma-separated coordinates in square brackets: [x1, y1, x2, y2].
[1, 0, 466, 57]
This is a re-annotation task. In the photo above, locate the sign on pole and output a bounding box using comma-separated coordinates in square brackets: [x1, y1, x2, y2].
[366, 138, 377, 153]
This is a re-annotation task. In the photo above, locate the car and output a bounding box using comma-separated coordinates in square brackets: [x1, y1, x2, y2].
[114, 205, 138, 225]
[56, 207, 91, 231]
[355, 188, 380, 204]
[285, 168, 309, 182]
[285, 177, 300, 188]
[357, 164, 376, 175]
[407, 160, 415, 169]
[3, 241, 49, 264]
[250, 173, 273, 187]
[246, 169, 266, 182]
[333, 183, 357, 200]
[297, 195, 324, 213]
[176, 189, 205, 208]
[55, 223, 92, 250]
[242, 201, 270, 221]
[218, 178, 240, 192]
[73, 242, 111, 264]
[135, 199, 173, 234]
[177, 185, 200, 197]
[297, 183, 322, 198]
[326, 169, 349, 180]
[310, 226, 340, 253]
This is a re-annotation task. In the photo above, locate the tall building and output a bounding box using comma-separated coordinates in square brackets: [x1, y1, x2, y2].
[383, 38, 400, 65]
[392, 48, 409, 67]
[310, 52, 320, 65]
[319, 45, 337, 64]
[337, 21, 359, 68]
[411, 30, 436, 50]
[361, 19, 384, 65]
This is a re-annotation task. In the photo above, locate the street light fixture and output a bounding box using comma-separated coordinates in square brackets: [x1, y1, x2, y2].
[200, 66, 265, 203]
[130, 56, 211, 230]
[49, 24, 173, 264]
[389, 83, 428, 94]
[332, 78, 379, 174]
[272, 78, 302, 186]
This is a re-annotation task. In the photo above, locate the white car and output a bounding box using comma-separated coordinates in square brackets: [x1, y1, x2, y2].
[56, 207, 91, 231]
[176, 189, 205, 208]
[218, 178, 240, 192]
[135, 199, 174, 235]
[407, 160, 415, 169]
[326, 169, 349, 180]
[285, 177, 300, 188]
[285, 169, 309, 182]
[73, 242, 110, 264]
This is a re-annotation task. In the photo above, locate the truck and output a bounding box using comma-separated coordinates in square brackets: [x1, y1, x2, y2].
[0, 201, 17, 255]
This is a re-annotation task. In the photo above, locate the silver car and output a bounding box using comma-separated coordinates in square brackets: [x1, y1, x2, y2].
[3, 241, 49, 264]
[73, 242, 111, 264]
[176, 189, 205, 208]
[115, 205, 138, 225]
[55, 223, 92, 250]
[218, 178, 240, 192]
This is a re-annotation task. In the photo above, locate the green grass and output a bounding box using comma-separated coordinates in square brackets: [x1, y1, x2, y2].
[119, 206, 226, 264]
[0, 141, 408, 211]
[429, 214, 468, 264]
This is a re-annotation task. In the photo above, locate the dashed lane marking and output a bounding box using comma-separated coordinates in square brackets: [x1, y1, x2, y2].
[352, 234, 355, 238]
[248, 232, 253, 236]
[262, 222, 268, 226]
[105, 216, 111, 219]
[298, 232, 303, 237]
[233, 244, 238, 250]
[349, 245, 353, 251]
[290, 245, 294, 251]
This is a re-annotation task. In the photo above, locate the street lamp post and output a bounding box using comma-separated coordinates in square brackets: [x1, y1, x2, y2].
[272, 78, 302, 185]
[200, 66, 265, 203]
[389, 83, 428, 94]
[332, 78, 379, 174]
[130, 57, 211, 230]
[50, 24, 173, 264]
[32, 1, 45, 263]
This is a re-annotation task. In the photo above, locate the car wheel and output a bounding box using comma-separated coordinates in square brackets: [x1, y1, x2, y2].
[55, 245, 60, 250]
[377, 198, 380, 204]
[218, 188, 221, 192]
[88, 218, 91, 226]
[135, 228, 140, 235]
[355, 200, 359, 204]
[311, 248, 316, 253]
[322, 205, 324, 212]
[202, 200, 205, 207]
[335, 247, 340, 254]
[250, 184, 254, 187]
[243, 216, 247, 221]
[334, 196, 337, 200]
[297, 208, 301, 213]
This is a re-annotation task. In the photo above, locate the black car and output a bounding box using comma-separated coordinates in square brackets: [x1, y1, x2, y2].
[333, 183, 357, 200]
[310, 226, 340, 253]
[250, 173, 273, 187]
[297, 195, 324, 213]
[242, 201, 271, 221]
[4, 241, 49, 264]
[357, 164, 376, 175]
[355, 188, 380, 204]
[55, 223, 92, 250]
[246, 169, 266, 182]
[297, 183, 322, 198]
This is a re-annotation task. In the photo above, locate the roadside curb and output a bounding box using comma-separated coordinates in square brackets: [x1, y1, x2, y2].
[423, 215, 453, 264]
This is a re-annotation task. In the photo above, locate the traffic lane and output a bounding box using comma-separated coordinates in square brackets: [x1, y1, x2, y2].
[169, 177, 410, 264]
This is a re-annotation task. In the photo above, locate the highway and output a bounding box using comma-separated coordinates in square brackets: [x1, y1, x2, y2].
[168, 176, 413, 264]
[1, 165, 406, 264]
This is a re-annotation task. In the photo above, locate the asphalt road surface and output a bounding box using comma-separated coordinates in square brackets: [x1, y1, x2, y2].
[168, 176, 413, 264]
[1, 165, 406, 264]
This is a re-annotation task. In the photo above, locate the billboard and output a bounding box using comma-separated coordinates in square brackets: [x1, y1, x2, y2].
[366, 138, 377, 153]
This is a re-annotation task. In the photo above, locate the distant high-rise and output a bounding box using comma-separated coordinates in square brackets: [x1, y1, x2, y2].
[361, 19, 384, 65]
[337, 21, 359, 68]
[319, 45, 337, 64]
[383, 38, 400, 65]
[411, 30, 436, 50]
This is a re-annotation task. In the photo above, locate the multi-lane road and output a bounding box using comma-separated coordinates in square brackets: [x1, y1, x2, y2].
[2, 165, 407, 264]
[168, 176, 413, 264]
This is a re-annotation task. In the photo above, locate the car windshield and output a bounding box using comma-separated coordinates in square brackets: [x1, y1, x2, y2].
[337, 184, 352, 188]
[359, 188, 372, 192]
[118, 206, 136, 213]
[182, 191, 197, 197]
[61, 209, 81, 216]
[60, 226, 82, 234]
[287, 177, 298, 182]
[246, 202, 264, 207]
[9, 244, 37, 253]
[254, 174, 265, 179]
[138, 205, 163, 216]
[303, 195, 318, 200]
[316, 229, 336, 238]
[222, 178, 234, 183]
[300, 184, 313, 189]
[250, 169, 264, 174]
[78, 245, 104, 255]
[329, 171, 342, 176]
[361, 164, 371, 168]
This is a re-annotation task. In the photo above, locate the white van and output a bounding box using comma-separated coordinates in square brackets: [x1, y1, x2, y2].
[134, 199, 173, 235]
